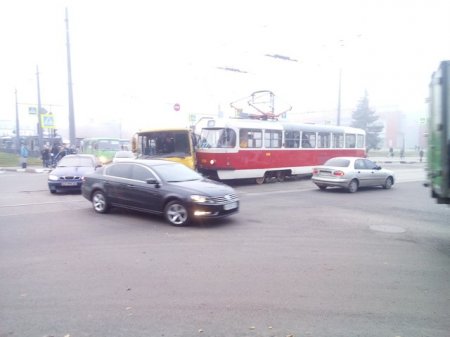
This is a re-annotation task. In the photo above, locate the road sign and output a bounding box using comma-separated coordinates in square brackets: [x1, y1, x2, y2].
[40, 115, 55, 129]
[173, 103, 180, 111]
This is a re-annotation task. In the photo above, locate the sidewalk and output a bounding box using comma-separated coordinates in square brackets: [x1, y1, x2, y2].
[0, 166, 52, 173]
[367, 156, 426, 164]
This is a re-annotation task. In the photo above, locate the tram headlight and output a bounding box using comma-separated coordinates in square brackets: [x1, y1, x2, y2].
[210, 159, 215, 165]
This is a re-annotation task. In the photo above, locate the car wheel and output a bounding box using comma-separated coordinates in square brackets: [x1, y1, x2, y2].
[255, 177, 265, 185]
[348, 179, 358, 193]
[92, 190, 109, 213]
[383, 177, 393, 189]
[164, 200, 190, 226]
[49, 189, 56, 194]
[318, 185, 327, 191]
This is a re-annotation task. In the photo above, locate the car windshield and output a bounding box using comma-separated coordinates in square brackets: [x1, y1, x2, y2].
[324, 158, 350, 167]
[57, 157, 94, 167]
[152, 162, 202, 182]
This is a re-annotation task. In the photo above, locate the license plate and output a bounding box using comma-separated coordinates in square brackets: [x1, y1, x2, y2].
[224, 201, 237, 210]
[61, 182, 78, 186]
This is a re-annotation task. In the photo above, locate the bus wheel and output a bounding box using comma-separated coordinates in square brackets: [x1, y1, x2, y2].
[277, 172, 285, 182]
[255, 177, 265, 185]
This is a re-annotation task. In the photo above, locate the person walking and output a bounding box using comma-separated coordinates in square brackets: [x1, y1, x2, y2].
[20, 143, 29, 169]
[419, 149, 424, 162]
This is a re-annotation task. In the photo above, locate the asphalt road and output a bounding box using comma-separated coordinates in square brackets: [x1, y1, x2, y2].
[0, 163, 449, 337]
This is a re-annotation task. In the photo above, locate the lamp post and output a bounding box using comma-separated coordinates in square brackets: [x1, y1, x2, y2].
[337, 67, 342, 126]
[36, 65, 43, 150]
[15, 89, 20, 152]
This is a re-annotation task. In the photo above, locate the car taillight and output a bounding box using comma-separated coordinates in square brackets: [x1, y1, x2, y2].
[333, 170, 345, 176]
[312, 168, 319, 175]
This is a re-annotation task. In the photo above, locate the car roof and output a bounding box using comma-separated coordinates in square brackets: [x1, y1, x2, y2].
[109, 159, 177, 166]
[63, 154, 96, 159]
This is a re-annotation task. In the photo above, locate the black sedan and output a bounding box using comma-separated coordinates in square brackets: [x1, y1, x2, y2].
[48, 154, 101, 194]
[81, 159, 239, 226]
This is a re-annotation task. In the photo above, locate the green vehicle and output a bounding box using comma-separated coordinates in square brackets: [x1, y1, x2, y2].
[80, 137, 122, 164]
[427, 60, 450, 204]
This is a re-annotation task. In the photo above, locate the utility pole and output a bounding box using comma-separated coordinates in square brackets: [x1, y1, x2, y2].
[337, 68, 342, 126]
[15, 89, 20, 152]
[36, 65, 43, 149]
[65, 7, 76, 147]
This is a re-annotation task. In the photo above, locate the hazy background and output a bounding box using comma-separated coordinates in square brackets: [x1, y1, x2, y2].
[1, 0, 449, 140]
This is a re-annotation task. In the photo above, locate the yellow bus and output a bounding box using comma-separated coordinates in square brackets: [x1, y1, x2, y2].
[132, 128, 197, 169]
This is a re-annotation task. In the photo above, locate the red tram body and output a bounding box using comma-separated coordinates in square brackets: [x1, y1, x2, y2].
[196, 118, 366, 183]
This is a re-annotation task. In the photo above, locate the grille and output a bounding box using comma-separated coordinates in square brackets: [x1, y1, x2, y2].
[209, 193, 239, 204]
[59, 176, 82, 180]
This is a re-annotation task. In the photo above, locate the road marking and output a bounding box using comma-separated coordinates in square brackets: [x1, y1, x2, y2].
[0, 199, 85, 208]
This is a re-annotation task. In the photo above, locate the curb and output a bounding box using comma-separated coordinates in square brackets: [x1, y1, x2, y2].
[0, 167, 52, 173]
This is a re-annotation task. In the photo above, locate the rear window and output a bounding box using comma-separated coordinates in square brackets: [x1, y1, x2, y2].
[324, 158, 350, 167]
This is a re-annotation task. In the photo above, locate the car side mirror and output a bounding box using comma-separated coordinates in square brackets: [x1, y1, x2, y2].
[146, 178, 159, 186]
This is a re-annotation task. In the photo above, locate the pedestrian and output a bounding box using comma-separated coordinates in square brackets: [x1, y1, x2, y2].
[20, 143, 29, 169]
[41, 146, 50, 167]
[419, 149, 424, 162]
[400, 149, 405, 160]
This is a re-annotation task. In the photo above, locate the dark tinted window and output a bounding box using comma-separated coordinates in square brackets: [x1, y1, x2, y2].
[132, 165, 155, 181]
[106, 163, 133, 179]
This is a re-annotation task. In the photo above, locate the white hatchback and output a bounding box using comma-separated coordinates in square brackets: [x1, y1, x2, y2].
[312, 157, 395, 193]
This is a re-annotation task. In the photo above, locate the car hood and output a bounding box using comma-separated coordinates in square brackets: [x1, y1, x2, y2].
[169, 179, 235, 196]
[50, 166, 96, 177]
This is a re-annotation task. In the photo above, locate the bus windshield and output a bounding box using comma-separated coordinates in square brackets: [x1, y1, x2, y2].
[97, 139, 121, 151]
[199, 128, 236, 148]
[134, 129, 196, 169]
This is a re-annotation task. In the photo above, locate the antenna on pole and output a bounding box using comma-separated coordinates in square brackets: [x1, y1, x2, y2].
[65, 7, 76, 147]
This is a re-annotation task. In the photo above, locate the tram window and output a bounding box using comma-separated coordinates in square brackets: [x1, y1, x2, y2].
[284, 130, 300, 148]
[240, 129, 262, 148]
[357, 134, 365, 148]
[345, 134, 356, 148]
[302, 132, 316, 148]
[264, 130, 282, 148]
[332, 133, 344, 148]
[218, 128, 236, 148]
[317, 132, 331, 148]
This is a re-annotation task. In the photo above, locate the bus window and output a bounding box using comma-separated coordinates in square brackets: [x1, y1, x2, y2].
[356, 134, 365, 148]
[302, 132, 316, 148]
[345, 134, 356, 148]
[332, 133, 344, 148]
[284, 130, 300, 148]
[264, 130, 282, 148]
[240, 129, 262, 148]
[317, 132, 331, 148]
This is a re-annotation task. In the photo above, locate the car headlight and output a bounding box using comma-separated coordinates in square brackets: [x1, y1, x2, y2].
[48, 174, 59, 181]
[190, 195, 209, 203]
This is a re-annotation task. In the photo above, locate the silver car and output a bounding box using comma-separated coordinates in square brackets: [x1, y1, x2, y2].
[312, 157, 395, 193]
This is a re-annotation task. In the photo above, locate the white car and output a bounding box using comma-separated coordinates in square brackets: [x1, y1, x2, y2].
[112, 151, 135, 162]
[312, 157, 395, 193]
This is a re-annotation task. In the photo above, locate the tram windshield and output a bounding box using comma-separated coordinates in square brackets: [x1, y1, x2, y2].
[199, 128, 236, 148]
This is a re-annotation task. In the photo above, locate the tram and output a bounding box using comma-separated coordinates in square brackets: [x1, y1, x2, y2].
[196, 117, 366, 184]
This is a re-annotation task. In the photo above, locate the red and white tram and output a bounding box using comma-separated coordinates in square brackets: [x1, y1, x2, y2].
[195, 117, 366, 184]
